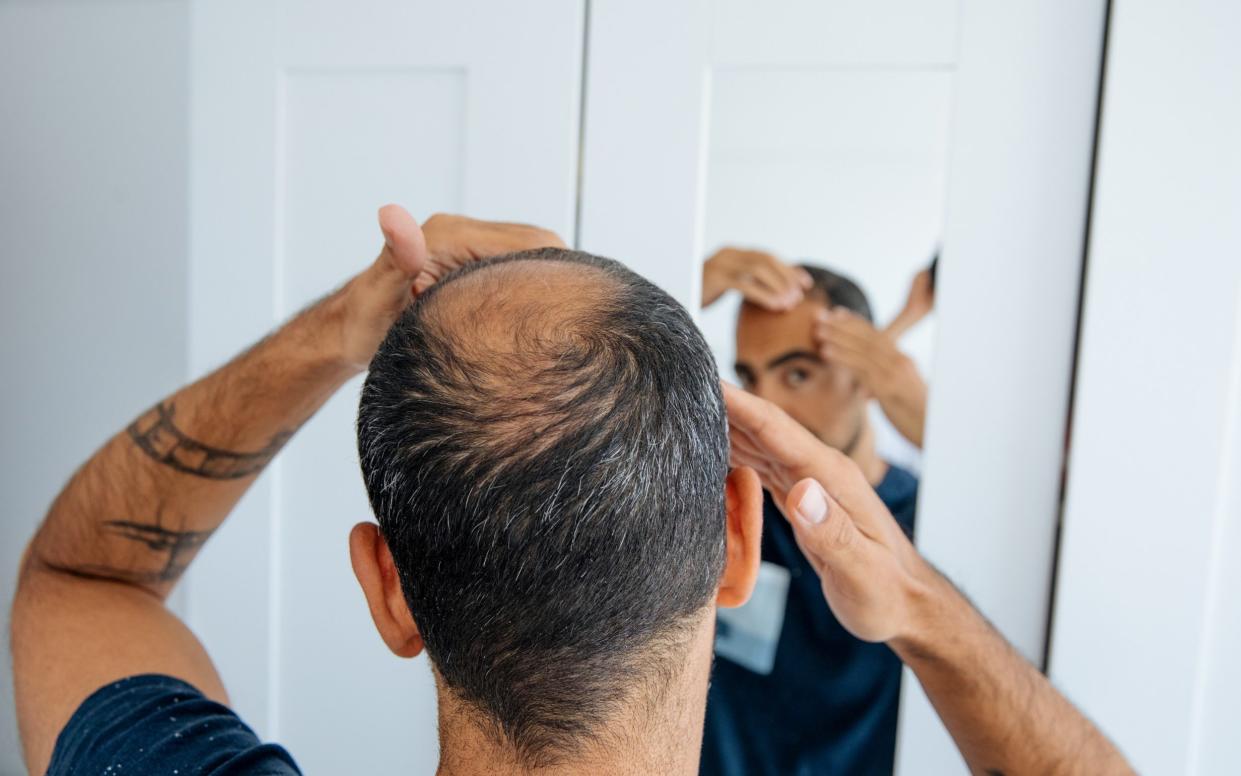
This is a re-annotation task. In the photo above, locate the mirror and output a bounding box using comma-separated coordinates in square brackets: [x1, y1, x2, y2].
[697, 59, 949, 776]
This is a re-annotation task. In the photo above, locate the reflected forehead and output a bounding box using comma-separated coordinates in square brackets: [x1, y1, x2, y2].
[735, 297, 828, 366]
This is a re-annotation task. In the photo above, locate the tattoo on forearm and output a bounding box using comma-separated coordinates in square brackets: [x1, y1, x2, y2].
[100, 518, 212, 583]
[127, 401, 291, 479]
[40, 505, 211, 586]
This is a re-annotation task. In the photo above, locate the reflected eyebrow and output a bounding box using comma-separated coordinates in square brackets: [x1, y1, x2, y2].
[764, 350, 824, 370]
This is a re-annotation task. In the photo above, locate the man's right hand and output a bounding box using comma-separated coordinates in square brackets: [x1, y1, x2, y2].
[722, 381, 1135, 775]
[702, 247, 813, 310]
[722, 382, 933, 642]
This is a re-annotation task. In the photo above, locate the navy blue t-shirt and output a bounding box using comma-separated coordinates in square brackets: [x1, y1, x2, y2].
[48, 674, 301, 775]
[701, 464, 919, 776]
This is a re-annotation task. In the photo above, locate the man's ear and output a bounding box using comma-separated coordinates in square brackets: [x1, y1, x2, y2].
[717, 466, 764, 608]
[349, 522, 424, 658]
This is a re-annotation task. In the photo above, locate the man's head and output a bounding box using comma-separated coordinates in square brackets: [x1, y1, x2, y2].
[352, 249, 762, 767]
[733, 265, 873, 452]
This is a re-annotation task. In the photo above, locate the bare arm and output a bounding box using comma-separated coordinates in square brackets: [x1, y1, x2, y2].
[10, 207, 562, 774]
[721, 383, 1132, 776]
[884, 263, 935, 339]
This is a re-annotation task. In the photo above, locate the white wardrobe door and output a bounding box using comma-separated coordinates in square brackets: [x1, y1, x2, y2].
[187, 2, 584, 772]
[580, 2, 1106, 774]
[1049, 2, 1241, 773]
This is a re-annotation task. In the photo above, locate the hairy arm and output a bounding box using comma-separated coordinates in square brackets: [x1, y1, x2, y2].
[721, 383, 1132, 776]
[890, 572, 1127, 776]
[10, 208, 562, 774]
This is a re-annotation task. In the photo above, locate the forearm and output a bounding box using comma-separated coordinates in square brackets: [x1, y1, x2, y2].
[892, 570, 1131, 776]
[877, 384, 926, 449]
[25, 288, 356, 599]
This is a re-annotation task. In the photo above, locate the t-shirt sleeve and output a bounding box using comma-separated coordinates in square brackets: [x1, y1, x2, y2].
[46, 674, 301, 776]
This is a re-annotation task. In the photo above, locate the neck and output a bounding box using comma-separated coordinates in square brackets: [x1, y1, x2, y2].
[848, 417, 889, 487]
[435, 613, 716, 776]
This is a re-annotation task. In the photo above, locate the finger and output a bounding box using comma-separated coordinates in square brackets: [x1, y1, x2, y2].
[722, 383, 892, 535]
[813, 320, 871, 351]
[826, 308, 882, 338]
[783, 479, 858, 573]
[722, 383, 859, 496]
[377, 204, 428, 278]
[814, 322, 894, 372]
[818, 340, 876, 381]
[812, 325, 878, 372]
[477, 220, 567, 256]
[772, 259, 813, 294]
[796, 266, 814, 289]
[737, 278, 795, 311]
[412, 218, 563, 295]
[750, 261, 805, 306]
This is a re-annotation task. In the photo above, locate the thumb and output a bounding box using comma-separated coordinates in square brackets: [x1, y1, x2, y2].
[377, 204, 428, 278]
[784, 478, 860, 572]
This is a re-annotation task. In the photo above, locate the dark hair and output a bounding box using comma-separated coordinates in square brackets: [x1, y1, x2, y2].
[356, 249, 728, 765]
[797, 263, 874, 322]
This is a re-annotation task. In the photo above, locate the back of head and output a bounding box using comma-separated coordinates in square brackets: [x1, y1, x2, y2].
[356, 249, 728, 766]
[799, 263, 874, 322]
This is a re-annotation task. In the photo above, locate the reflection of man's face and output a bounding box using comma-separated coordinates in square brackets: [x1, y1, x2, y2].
[734, 297, 868, 452]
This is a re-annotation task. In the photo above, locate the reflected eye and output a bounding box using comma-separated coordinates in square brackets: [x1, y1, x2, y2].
[785, 367, 810, 388]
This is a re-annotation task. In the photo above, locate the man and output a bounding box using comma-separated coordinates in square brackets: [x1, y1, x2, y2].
[700, 248, 926, 774]
[12, 208, 1129, 775]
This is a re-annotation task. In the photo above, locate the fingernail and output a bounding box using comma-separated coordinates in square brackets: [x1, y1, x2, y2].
[796, 485, 828, 525]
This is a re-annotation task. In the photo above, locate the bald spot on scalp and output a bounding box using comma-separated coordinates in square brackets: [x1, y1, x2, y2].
[405, 258, 633, 475]
[421, 259, 617, 357]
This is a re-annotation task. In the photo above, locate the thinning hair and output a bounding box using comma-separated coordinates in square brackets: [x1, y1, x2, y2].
[356, 249, 728, 766]
[798, 263, 874, 322]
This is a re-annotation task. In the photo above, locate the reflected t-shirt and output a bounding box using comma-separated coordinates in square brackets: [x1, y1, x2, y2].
[48, 674, 301, 775]
[701, 464, 919, 776]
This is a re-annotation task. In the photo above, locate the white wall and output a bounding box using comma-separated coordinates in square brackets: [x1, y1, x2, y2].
[0, 2, 190, 773]
[1048, 2, 1241, 773]
[895, 2, 1109, 772]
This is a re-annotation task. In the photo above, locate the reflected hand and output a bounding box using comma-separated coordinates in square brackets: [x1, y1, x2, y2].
[723, 383, 932, 643]
[814, 308, 928, 448]
[885, 265, 935, 339]
[337, 206, 565, 370]
[702, 247, 812, 310]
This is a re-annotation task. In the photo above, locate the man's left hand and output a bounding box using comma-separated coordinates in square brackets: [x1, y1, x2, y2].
[337, 206, 565, 370]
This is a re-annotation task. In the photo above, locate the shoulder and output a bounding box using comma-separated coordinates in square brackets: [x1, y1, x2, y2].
[47, 674, 301, 776]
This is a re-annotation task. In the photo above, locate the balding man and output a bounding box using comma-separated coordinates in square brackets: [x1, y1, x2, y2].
[12, 207, 1129, 775]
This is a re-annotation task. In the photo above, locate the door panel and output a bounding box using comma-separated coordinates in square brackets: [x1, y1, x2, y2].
[188, 2, 584, 771]
[580, 3, 1106, 773]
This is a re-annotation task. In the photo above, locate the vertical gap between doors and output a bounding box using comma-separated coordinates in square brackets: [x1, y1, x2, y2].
[572, 0, 592, 250]
[1041, 0, 1115, 674]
